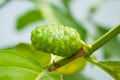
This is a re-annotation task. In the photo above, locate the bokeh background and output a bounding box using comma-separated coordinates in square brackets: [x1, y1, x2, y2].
[0, 0, 120, 80]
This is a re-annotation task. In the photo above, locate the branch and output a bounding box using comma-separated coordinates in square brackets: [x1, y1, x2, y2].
[48, 48, 85, 71]
[90, 24, 120, 55]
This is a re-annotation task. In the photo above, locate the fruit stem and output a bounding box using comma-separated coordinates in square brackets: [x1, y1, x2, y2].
[48, 49, 85, 71]
[90, 24, 120, 55]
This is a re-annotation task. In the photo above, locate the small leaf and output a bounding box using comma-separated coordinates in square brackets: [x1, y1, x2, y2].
[14, 43, 52, 67]
[16, 9, 44, 30]
[100, 61, 120, 80]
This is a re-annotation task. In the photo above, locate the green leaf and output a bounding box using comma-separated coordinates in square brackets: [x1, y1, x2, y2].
[30, 51, 52, 67]
[16, 9, 44, 30]
[100, 61, 120, 73]
[0, 51, 62, 80]
[35, 71, 63, 80]
[14, 43, 52, 67]
[100, 61, 120, 80]
[63, 72, 92, 80]
[39, 3, 86, 40]
[0, 66, 39, 80]
[95, 25, 120, 59]
[0, 51, 42, 72]
[0, 43, 52, 67]
[14, 43, 35, 57]
[86, 57, 120, 80]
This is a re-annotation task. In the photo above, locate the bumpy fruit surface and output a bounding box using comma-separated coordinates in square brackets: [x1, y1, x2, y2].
[31, 24, 82, 57]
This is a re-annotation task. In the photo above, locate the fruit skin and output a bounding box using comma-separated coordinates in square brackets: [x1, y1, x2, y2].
[31, 24, 82, 57]
[56, 57, 86, 75]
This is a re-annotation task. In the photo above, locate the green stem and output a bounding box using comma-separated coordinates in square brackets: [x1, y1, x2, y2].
[90, 24, 120, 54]
[86, 57, 119, 80]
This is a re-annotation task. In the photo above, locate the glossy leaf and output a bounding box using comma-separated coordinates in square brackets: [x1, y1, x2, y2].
[16, 9, 44, 30]
[15, 43, 52, 67]
[39, 2, 86, 40]
[100, 61, 120, 80]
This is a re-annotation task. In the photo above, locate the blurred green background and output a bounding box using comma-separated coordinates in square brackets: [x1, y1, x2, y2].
[0, 0, 120, 80]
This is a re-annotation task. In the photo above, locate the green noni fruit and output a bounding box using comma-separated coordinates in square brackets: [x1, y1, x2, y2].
[31, 24, 83, 57]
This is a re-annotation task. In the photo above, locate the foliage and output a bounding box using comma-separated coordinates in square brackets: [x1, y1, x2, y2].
[0, 0, 120, 80]
[16, 10, 44, 30]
